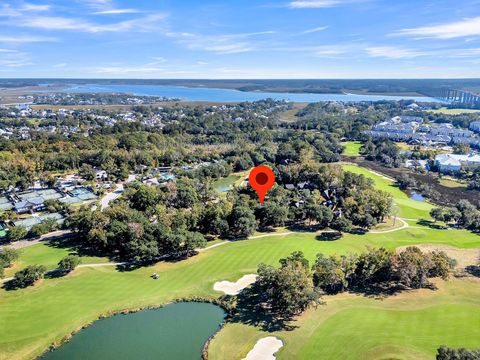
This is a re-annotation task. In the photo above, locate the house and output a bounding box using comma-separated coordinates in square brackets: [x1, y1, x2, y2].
[470, 121, 480, 133]
[14, 197, 45, 214]
[435, 153, 480, 173]
[391, 115, 423, 123]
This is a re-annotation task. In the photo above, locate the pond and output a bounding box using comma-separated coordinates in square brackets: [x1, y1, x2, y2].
[41, 302, 226, 360]
[409, 191, 426, 202]
[213, 175, 241, 193]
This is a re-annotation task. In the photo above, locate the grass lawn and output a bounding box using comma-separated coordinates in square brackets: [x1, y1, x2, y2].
[2, 224, 480, 360]
[428, 107, 480, 115]
[210, 278, 480, 360]
[2, 241, 110, 278]
[0, 164, 477, 360]
[342, 163, 434, 219]
[341, 141, 362, 156]
[439, 177, 468, 189]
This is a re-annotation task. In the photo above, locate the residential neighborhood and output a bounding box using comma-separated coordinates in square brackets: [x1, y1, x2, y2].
[363, 115, 480, 147]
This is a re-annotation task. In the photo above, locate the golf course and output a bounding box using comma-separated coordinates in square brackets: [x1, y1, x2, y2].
[0, 165, 479, 360]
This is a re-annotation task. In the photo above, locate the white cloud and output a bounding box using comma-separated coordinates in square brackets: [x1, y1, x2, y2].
[0, 35, 57, 43]
[0, 50, 31, 67]
[366, 46, 426, 59]
[288, 0, 362, 8]
[303, 26, 328, 34]
[3, 13, 167, 33]
[95, 66, 166, 74]
[394, 17, 480, 39]
[22, 3, 51, 11]
[174, 31, 275, 54]
[52, 63, 67, 68]
[93, 9, 144, 15]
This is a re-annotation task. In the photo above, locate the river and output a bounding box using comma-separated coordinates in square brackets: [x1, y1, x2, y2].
[64, 84, 443, 103]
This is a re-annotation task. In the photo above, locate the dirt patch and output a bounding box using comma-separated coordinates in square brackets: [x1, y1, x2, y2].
[213, 274, 258, 295]
[397, 244, 480, 269]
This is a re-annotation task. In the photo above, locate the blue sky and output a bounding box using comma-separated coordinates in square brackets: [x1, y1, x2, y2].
[1, 0, 480, 78]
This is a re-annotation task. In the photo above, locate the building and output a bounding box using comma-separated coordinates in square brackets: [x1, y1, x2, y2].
[391, 115, 423, 123]
[435, 153, 480, 173]
[470, 121, 480, 133]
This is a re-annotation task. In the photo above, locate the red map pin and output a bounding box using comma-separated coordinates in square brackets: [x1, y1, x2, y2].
[249, 165, 275, 205]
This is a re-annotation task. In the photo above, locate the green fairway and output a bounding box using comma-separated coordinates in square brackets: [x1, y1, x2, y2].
[0, 164, 477, 360]
[210, 278, 480, 360]
[342, 163, 434, 219]
[341, 141, 362, 156]
[2, 224, 480, 360]
[2, 242, 110, 278]
[429, 107, 480, 115]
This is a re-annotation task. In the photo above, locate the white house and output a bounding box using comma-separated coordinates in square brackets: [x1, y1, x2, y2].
[470, 121, 480, 133]
[435, 153, 480, 173]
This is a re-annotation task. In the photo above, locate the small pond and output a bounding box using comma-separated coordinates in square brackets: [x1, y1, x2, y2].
[213, 175, 241, 193]
[409, 191, 426, 202]
[41, 302, 225, 360]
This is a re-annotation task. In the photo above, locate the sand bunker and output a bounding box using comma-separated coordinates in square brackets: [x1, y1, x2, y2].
[213, 274, 257, 295]
[243, 336, 283, 360]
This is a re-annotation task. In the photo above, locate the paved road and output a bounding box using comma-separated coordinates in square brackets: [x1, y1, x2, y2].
[1, 230, 74, 250]
[99, 174, 136, 210]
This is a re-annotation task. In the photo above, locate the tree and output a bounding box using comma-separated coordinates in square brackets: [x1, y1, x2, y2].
[129, 185, 159, 212]
[256, 251, 322, 318]
[257, 202, 289, 230]
[183, 231, 206, 252]
[430, 208, 446, 223]
[78, 163, 96, 181]
[13, 264, 46, 288]
[429, 251, 455, 280]
[436, 346, 480, 360]
[44, 199, 66, 213]
[0, 248, 19, 267]
[313, 254, 356, 294]
[227, 204, 256, 239]
[175, 179, 199, 209]
[392, 247, 432, 289]
[58, 255, 81, 273]
[330, 217, 353, 232]
[7, 225, 28, 242]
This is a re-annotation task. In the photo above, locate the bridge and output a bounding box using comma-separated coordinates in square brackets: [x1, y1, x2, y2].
[436, 88, 480, 107]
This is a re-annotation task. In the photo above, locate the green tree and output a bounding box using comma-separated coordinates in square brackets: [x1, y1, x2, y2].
[7, 225, 28, 242]
[129, 185, 159, 212]
[58, 255, 81, 273]
[257, 202, 289, 230]
[13, 264, 46, 288]
[313, 253, 356, 294]
[227, 204, 256, 239]
[256, 251, 322, 318]
[78, 163, 96, 181]
[0, 248, 19, 267]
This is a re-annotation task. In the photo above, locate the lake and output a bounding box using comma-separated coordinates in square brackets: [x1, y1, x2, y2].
[64, 84, 443, 103]
[41, 302, 225, 360]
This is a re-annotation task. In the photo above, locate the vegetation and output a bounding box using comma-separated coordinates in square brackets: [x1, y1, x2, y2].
[256, 252, 322, 319]
[57, 255, 81, 274]
[429, 200, 480, 231]
[436, 346, 480, 360]
[12, 264, 46, 288]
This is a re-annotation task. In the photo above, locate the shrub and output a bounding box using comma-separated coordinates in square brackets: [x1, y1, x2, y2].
[13, 265, 46, 288]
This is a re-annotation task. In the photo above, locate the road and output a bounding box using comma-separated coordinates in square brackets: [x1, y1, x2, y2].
[99, 174, 136, 210]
